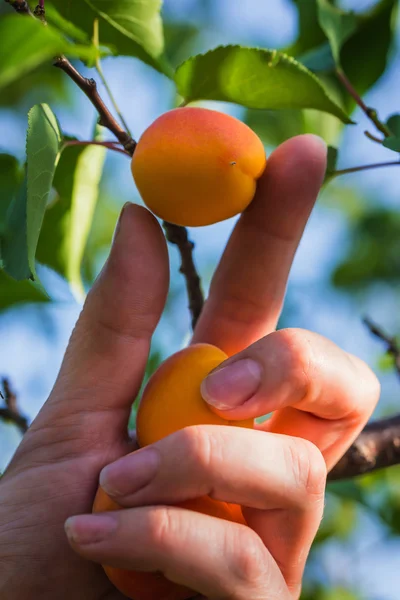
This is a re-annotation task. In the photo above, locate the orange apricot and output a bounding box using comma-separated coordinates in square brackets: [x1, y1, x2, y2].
[93, 343, 253, 600]
[131, 107, 266, 227]
[137, 343, 253, 446]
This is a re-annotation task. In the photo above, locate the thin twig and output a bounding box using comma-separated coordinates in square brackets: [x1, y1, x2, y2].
[0, 379, 29, 434]
[163, 222, 204, 330]
[328, 415, 400, 480]
[53, 56, 137, 155]
[63, 139, 130, 157]
[364, 130, 384, 144]
[336, 68, 391, 137]
[363, 317, 400, 377]
[332, 160, 400, 178]
[93, 19, 133, 138]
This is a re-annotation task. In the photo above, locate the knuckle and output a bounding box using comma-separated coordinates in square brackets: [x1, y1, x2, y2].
[228, 526, 270, 586]
[286, 438, 327, 502]
[177, 425, 217, 472]
[276, 329, 315, 402]
[145, 507, 176, 551]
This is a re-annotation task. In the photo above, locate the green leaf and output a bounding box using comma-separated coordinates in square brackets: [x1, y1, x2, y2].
[0, 268, 49, 311]
[383, 114, 400, 153]
[1, 174, 30, 280]
[46, 0, 168, 75]
[298, 42, 335, 73]
[383, 137, 400, 152]
[0, 154, 21, 234]
[340, 0, 396, 100]
[317, 0, 357, 65]
[26, 104, 62, 279]
[288, 0, 327, 57]
[37, 137, 106, 300]
[175, 46, 351, 124]
[0, 14, 96, 92]
[324, 145, 338, 182]
[387, 114, 400, 137]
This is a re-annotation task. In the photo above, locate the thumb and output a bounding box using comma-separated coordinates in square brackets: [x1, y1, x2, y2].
[35, 203, 169, 443]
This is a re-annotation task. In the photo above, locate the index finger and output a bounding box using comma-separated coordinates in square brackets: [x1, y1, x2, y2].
[192, 135, 327, 356]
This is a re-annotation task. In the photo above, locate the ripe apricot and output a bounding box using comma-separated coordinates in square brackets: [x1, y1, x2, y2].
[137, 343, 253, 446]
[93, 344, 253, 600]
[131, 107, 266, 227]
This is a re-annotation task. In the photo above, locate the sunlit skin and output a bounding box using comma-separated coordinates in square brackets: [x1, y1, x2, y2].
[0, 137, 380, 600]
[131, 107, 266, 227]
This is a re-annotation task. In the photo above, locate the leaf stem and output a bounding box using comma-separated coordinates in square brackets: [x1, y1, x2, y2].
[63, 140, 130, 157]
[332, 160, 400, 177]
[364, 130, 384, 144]
[336, 68, 391, 137]
[93, 19, 133, 138]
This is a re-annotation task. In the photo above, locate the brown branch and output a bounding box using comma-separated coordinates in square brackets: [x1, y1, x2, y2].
[364, 130, 384, 144]
[0, 379, 29, 434]
[163, 222, 204, 330]
[336, 68, 391, 137]
[53, 56, 137, 156]
[328, 416, 400, 480]
[363, 317, 400, 377]
[5, 0, 32, 15]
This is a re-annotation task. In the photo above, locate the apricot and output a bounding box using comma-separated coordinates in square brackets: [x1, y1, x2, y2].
[94, 344, 253, 600]
[131, 107, 266, 227]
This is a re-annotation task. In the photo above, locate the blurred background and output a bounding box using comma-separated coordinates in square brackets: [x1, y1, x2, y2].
[1, 0, 400, 598]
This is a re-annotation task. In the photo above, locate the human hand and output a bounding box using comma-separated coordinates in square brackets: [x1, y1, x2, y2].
[0, 135, 379, 600]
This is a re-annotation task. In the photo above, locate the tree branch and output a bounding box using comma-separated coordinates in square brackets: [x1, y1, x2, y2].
[0, 378, 29, 434]
[163, 222, 204, 330]
[5, 0, 32, 15]
[53, 56, 137, 155]
[328, 416, 400, 480]
[336, 68, 392, 138]
[363, 316, 400, 377]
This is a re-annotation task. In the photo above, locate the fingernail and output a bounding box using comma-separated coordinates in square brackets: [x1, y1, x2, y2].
[100, 447, 160, 498]
[112, 201, 132, 244]
[201, 359, 262, 410]
[65, 514, 117, 545]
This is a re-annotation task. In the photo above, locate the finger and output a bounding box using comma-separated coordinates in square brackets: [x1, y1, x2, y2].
[193, 135, 327, 355]
[200, 328, 380, 468]
[98, 426, 326, 514]
[65, 506, 290, 600]
[98, 426, 325, 594]
[31, 204, 169, 446]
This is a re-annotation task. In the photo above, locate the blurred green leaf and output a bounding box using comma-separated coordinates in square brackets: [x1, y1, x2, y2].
[82, 195, 120, 285]
[340, 0, 397, 102]
[175, 45, 351, 123]
[0, 268, 49, 311]
[0, 64, 70, 109]
[383, 137, 400, 152]
[47, 0, 169, 75]
[0, 13, 97, 92]
[0, 154, 21, 234]
[37, 136, 106, 300]
[377, 352, 396, 372]
[317, 0, 357, 65]
[244, 109, 306, 147]
[383, 114, 400, 152]
[288, 0, 327, 56]
[164, 21, 199, 68]
[298, 42, 335, 73]
[387, 114, 400, 137]
[333, 209, 400, 289]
